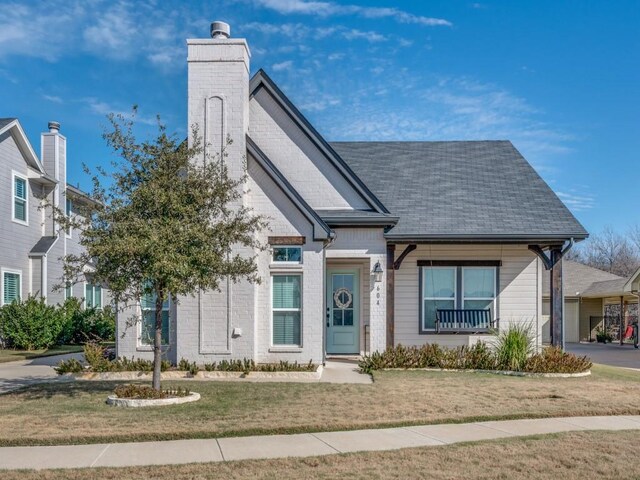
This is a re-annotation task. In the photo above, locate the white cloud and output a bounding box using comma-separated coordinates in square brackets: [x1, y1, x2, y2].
[83, 97, 159, 126]
[556, 191, 596, 211]
[272, 60, 293, 71]
[252, 0, 452, 26]
[327, 52, 345, 61]
[42, 94, 64, 104]
[342, 29, 387, 42]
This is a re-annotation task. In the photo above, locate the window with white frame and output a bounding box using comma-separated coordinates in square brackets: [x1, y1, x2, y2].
[64, 282, 72, 300]
[85, 283, 102, 309]
[140, 293, 170, 346]
[420, 264, 497, 331]
[272, 246, 302, 263]
[13, 173, 27, 223]
[2, 270, 21, 305]
[272, 274, 301, 346]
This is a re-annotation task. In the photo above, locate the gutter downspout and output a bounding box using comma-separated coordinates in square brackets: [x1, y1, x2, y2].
[321, 232, 337, 365]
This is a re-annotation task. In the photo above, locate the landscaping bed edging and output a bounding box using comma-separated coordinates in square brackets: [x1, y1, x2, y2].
[382, 368, 591, 378]
[106, 392, 201, 407]
[66, 364, 323, 381]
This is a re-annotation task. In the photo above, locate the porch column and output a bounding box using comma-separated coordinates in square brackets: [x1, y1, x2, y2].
[619, 296, 625, 346]
[386, 244, 396, 349]
[549, 248, 564, 349]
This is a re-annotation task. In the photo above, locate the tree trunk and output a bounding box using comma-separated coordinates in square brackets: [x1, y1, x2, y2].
[152, 292, 164, 391]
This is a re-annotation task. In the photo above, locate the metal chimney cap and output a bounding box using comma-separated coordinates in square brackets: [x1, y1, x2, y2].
[48, 121, 60, 132]
[210, 21, 230, 39]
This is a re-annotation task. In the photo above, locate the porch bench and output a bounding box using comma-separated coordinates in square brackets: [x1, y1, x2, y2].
[435, 309, 497, 334]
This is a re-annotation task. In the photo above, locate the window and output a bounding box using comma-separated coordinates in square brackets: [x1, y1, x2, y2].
[64, 283, 73, 300]
[422, 267, 456, 330]
[12, 173, 27, 224]
[272, 274, 301, 346]
[65, 198, 72, 237]
[272, 247, 302, 263]
[85, 283, 102, 309]
[2, 271, 21, 305]
[140, 293, 170, 346]
[420, 264, 497, 331]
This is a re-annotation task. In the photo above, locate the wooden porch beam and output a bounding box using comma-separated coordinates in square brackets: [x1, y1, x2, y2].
[386, 244, 396, 349]
[393, 244, 416, 270]
[620, 296, 625, 346]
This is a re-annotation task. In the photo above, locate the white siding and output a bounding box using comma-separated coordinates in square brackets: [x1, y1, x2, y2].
[394, 244, 541, 349]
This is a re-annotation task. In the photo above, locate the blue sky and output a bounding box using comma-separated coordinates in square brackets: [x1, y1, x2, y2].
[1, 0, 638, 235]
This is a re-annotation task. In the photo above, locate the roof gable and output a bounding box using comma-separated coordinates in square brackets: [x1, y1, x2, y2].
[247, 136, 333, 241]
[0, 118, 46, 174]
[542, 260, 623, 297]
[249, 70, 388, 214]
[332, 141, 588, 242]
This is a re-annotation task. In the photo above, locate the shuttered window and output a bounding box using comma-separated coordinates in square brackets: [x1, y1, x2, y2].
[85, 284, 102, 309]
[140, 293, 170, 345]
[272, 275, 301, 346]
[13, 175, 27, 223]
[3, 272, 21, 305]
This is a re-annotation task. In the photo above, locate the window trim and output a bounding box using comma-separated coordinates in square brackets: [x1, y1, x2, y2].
[138, 295, 171, 348]
[64, 282, 73, 300]
[1, 268, 22, 306]
[271, 246, 303, 265]
[270, 273, 303, 348]
[84, 282, 103, 310]
[11, 171, 28, 226]
[418, 262, 499, 335]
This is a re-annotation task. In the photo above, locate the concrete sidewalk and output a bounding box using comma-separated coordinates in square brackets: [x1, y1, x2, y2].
[1, 415, 639, 470]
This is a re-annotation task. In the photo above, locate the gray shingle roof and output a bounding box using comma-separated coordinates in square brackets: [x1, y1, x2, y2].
[581, 278, 630, 298]
[330, 141, 588, 241]
[29, 236, 58, 256]
[542, 260, 622, 297]
[0, 118, 16, 130]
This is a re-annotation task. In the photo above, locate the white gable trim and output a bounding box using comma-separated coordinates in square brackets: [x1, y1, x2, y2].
[0, 119, 46, 174]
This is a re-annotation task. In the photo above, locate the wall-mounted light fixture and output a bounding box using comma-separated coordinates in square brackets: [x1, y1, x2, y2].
[372, 261, 383, 283]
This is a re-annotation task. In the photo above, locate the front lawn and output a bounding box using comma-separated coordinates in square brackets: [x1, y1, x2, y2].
[1, 430, 638, 479]
[0, 364, 639, 447]
[0, 345, 84, 364]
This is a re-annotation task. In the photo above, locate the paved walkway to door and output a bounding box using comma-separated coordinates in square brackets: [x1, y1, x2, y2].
[566, 342, 640, 369]
[0, 415, 639, 470]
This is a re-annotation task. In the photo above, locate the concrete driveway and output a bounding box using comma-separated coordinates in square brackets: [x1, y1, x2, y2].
[0, 352, 81, 394]
[566, 342, 640, 370]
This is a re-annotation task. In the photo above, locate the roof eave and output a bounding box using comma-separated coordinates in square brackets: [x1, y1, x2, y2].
[384, 233, 589, 244]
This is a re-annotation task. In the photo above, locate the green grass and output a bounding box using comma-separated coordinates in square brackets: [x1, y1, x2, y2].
[0, 345, 84, 364]
[0, 363, 639, 447]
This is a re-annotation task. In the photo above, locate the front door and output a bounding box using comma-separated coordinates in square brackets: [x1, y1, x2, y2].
[326, 269, 360, 354]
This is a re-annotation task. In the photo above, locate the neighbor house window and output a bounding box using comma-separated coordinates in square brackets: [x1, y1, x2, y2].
[272, 246, 302, 263]
[420, 264, 498, 331]
[272, 274, 301, 346]
[2, 270, 21, 305]
[65, 198, 72, 237]
[85, 283, 102, 309]
[140, 292, 170, 346]
[64, 283, 73, 300]
[12, 173, 27, 224]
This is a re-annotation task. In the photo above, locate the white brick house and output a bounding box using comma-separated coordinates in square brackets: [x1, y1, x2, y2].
[116, 23, 587, 364]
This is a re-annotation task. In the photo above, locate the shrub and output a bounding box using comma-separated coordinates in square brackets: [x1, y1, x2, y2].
[58, 298, 115, 344]
[0, 296, 65, 350]
[524, 346, 592, 373]
[113, 384, 191, 400]
[54, 358, 84, 374]
[494, 324, 533, 371]
[79, 343, 170, 373]
[178, 358, 199, 375]
[595, 326, 613, 344]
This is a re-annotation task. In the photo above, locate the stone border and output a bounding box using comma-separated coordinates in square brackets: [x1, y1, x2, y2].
[382, 367, 591, 378]
[66, 364, 323, 381]
[106, 392, 201, 407]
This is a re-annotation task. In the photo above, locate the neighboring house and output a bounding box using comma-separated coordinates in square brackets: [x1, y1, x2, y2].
[0, 118, 103, 308]
[116, 23, 588, 363]
[542, 261, 640, 342]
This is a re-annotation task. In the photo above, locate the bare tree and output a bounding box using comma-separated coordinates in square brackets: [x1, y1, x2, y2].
[576, 226, 640, 277]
